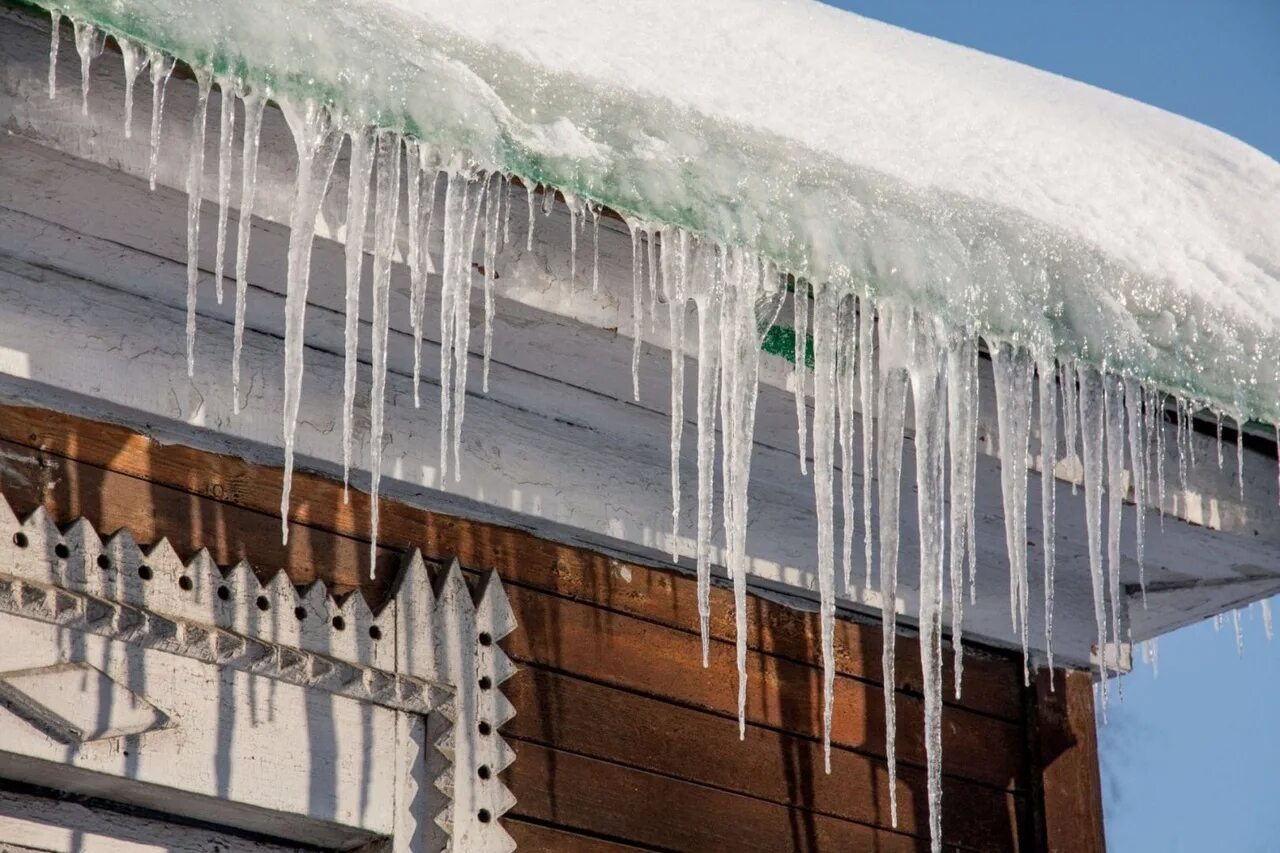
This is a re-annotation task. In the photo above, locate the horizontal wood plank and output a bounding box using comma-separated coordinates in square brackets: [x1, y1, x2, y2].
[504, 666, 1023, 852]
[504, 819, 654, 853]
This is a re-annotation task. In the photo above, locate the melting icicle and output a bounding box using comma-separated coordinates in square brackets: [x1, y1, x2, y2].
[904, 314, 947, 853]
[1124, 378, 1147, 605]
[1216, 413, 1225, 469]
[451, 176, 486, 480]
[875, 306, 911, 828]
[1060, 361, 1079, 496]
[339, 125, 373, 497]
[1103, 376, 1126, 681]
[591, 206, 601, 294]
[482, 173, 501, 392]
[568, 201, 579, 290]
[278, 99, 342, 544]
[793, 283, 810, 475]
[366, 131, 402, 576]
[231, 91, 266, 415]
[213, 82, 236, 305]
[1263, 599, 1274, 642]
[810, 283, 840, 769]
[146, 50, 174, 191]
[438, 171, 486, 483]
[118, 38, 147, 139]
[647, 230, 659, 325]
[992, 343, 1034, 684]
[525, 183, 535, 251]
[946, 334, 977, 696]
[184, 70, 212, 378]
[630, 223, 644, 401]
[404, 143, 424, 407]
[412, 162, 441, 403]
[858, 300, 876, 589]
[1038, 361, 1058, 673]
[691, 246, 721, 666]
[47, 10, 59, 99]
[1233, 608, 1244, 655]
[666, 233, 688, 560]
[1155, 393, 1168, 525]
[72, 20, 103, 117]
[1078, 366, 1110, 713]
[837, 299, 857, 592]
[1236, 417, 1246, 502]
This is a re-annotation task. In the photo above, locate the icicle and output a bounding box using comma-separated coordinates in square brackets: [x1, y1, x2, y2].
[1060, 361, 1079, 496]
[858, 300, 876, 590]
[146, 50, 174, 191]
[404, 143, 424, 407]
[1176, 400, 1189, 495]
[277, 99, 342, 545]
[482, 173, 500, 393]
[212, 83, 235, 305]
[118, 37, 147, 139]
[793, 283, 810, 474]
[72, 20, 103, 117]
[365, 131, 402, 576]
[719, 251, 771, 741]
[810, 283, 840, 770]
[450, 176, 486, 480]
[1039, 362, 1058, 674]
[1124, 378, 1147, 606]
[541, 186, 556, 216]
[647, 230, 659, 325]
[525, 184, 535, 251]
[1216, 413, 1225, 469]
[1263, 599, 1274, 642]
[339, 125, 373, 498]
[591, 206, 601, 294]
[568, 202, 579, 290]
[875, 306, 911, 828]
[47, 9, 59, 99]
[691, 247, 721, 666]
[666, 234, 688, 561]
[501, 175, 512, 248]
[1233, 608, 1244, 655]
[231, 91, 265, 415]
[1149, 636, 1160, 677]
[992, 343, 1034, 684]
[630, 223, 644, 401]
[184, 70, 212, 378]
[1103, 376, 1126, 683]
[837, 299, 857, 592]
[412, 163, 440, 402]
[1214, 612, 1223, 631]
[1078, 366, 1110, 713]
[946, 334, 977, 696]
[1236, 417, 1246, 502]
[904, 314, 947, 853]
[1155, 393, 1168, 525]
[438, 171, 486, 484]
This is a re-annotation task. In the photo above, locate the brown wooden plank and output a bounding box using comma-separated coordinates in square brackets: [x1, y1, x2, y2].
[506, 741, 950, 853]
[0, 403, 1022, 720]
[500, 581, 1025, 791]
[1028, 669, 1105, 853]
[504, 819, 654, 853]
[504, 666, 1023, 852]
[0, 436, 400, 593]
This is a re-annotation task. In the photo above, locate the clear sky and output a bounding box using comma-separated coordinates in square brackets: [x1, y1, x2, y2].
[818, 2, 1280, 850]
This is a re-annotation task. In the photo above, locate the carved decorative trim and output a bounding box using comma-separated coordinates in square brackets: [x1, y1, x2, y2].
[0, 491, 518, 852]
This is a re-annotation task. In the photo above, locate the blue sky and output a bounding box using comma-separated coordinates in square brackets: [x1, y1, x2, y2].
[820, 2, 1280, 850]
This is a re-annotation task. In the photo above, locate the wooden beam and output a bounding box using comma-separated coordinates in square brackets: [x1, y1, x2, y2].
[1026, 669, 1105, 853]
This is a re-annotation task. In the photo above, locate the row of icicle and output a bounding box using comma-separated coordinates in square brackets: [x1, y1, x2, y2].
[45, 12, 1280, 852]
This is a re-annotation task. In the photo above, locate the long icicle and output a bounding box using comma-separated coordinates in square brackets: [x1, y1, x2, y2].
[992, 343, 1035, 684]
[810, 282, 839, 771]
[450, 174, 487, 479]
[231, 90, 266, 414]
[1078, 366, 1110, 714]
[277, 99, 342, 544]
[482, 172, 501, 392]
[72, 20, 103, 117]
[404, 142, 425, 407]
[1060, 361, 1079, 495]
[438, 173, 467, 485]
[793, 282, 810, 474]
[1124, 378, 1148, 605]
[366, 131, 402, 578]
[1038, 361, 1059, 673]
[837, 297, 858, 593]
[184, 70, 212, 378]
[340, 125, 373, 498]
[630, 223, 644, 401]
[667, 233, 688, 560]
[692, 247, 722, 667]
[118, 37, 147, 139]
[146, 49, 174, 191]
[47, 9, 59, 99]
[858, 298, 876, 589]
[1103, 376, 1127, 677]
[946, 334, 977, 696]
[413, 161, 440, 401]
[213, 81, 236, 305]
[876, 305, 910, 828]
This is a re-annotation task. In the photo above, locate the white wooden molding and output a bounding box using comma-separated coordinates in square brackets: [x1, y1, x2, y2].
[0, 487, 518, 851]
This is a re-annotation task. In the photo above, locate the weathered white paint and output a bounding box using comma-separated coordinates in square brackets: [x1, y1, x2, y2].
[0, 7, 1277, 673]
[0, 486, 517, 852]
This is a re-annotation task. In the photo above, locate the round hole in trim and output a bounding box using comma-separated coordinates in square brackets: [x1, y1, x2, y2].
[477, 765, 491, 781]
[332, 615, 346, 631]
[96, 554, 112, 570]
[178, 575, 194, 592]
[368, 625, 382, 641]
[216, 585, 230, 601]
[478, 721, 492, 736]
[294, 606, 307, 621]
[54, 543, 69, 559]
[12, 532, 28, 549]
[478, 676, 492, 691]
[138, 564, 153, 581]
[255, 595, 270, 612]
[477, 809, 491, 824]
[478, 632, 493, 647]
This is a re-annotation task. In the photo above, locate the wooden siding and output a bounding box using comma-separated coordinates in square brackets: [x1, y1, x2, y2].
[0, 403, 1104, 851]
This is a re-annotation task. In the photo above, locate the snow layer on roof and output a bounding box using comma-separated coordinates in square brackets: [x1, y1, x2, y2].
[25, 0, 1280, 421]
